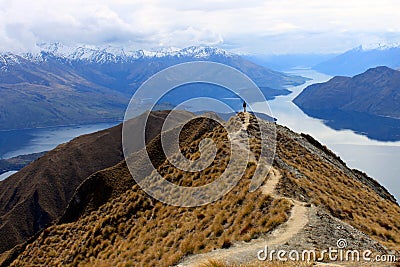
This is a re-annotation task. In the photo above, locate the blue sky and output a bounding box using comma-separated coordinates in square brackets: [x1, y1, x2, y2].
[0, 0, 399, 54]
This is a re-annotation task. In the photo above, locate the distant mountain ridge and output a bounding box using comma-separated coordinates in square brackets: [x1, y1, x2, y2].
[313, 45, 400, 76]
[1, 43, 306, 90]
[0, 44, 307, 130]
[244, 53, 337, 71]
[294, 66, 400, 141]
[1, 43, 235, 66]
[294, 66, 400, 118]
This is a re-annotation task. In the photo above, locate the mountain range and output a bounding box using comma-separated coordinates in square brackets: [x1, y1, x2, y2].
[0, 44, 307, 130]
[314, 45, 400, 76]
[245, 53, 337, 71]
[0, 111, 399, 266]
[294, 66, 400, 141]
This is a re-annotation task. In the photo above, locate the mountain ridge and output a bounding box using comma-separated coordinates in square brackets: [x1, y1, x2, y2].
[0, 44, 307, 130]
[1, 43, 238, 66]
[0, 110, 195, 256]
[294, 66, 400, 119]
[1, 112, 399, 266]
[313, 45, 400, 76]
[293, 66, 400, 141]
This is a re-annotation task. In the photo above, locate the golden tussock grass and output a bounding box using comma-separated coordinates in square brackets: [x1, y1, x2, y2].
[276, 129, 400, 250]
[11, 115, 291, 267]
[10, 114, 400, 266]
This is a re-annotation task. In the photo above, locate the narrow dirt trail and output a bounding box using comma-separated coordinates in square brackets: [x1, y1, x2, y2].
[261, 167, 280, 197]
[178, 167, 309, 267]
[243, 111, 250, 128]
[177, 113, 310, 267]
[228, 112, 256, 163]
[264, 198, 308, 246]
[261, 167, 309, 246]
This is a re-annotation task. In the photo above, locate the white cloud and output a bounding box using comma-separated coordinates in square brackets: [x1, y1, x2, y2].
[0, 0, 399, 54]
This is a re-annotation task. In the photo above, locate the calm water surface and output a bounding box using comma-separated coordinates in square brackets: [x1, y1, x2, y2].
[253, 69, 400, 201]
[1, 71, 399, 201]
[0, 122, 120, 159]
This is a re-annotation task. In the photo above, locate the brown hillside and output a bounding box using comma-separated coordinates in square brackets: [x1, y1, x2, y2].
[275, 125, 400, 250]
[294, 66, 400, 118]
[8, 113, 400, 266]
[59, 114, 221, 224]
[0, 110, 192, 256]
[0, 123, 123, 255]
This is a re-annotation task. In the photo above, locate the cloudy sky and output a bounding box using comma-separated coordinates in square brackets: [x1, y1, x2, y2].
[0, 0, 399, 54]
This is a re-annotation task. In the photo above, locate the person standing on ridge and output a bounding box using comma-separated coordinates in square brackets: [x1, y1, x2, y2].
[243, 101, 247, 113]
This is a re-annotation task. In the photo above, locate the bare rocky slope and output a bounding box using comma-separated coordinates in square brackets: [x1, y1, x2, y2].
[3, 113, 399, 266]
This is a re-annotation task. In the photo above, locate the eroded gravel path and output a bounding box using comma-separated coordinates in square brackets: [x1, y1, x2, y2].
[177, 114, 311, 266]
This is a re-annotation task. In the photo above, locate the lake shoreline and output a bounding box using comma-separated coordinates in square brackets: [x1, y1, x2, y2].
[0, 171, 18, 181]
[254, 68, 400, 201]
[0, 70, 398, 201]
[0, 119, 123, 133]
[0, 121, 121, 159]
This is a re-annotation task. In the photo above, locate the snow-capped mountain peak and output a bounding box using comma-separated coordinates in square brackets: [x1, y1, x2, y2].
[29, 43, 234, 63]
[177, 46, 232, 58]
[0, 43, 235, 68]
[360, 43, 400, 51]
[0, 53, 26, 71]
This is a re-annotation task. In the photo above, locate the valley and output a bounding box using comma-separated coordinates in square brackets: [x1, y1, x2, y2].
[1, 1, 399, 266]
[0, 45, 307, 131]
[0, 46, 399, 267]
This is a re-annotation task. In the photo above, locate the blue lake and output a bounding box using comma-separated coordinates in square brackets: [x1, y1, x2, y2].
[253, 69, 400, 201]
[0, 69, 399, 201]
[0, 122, 120, 159]
[0, 171, 18, 181]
